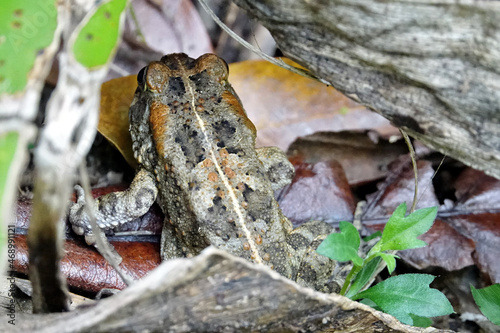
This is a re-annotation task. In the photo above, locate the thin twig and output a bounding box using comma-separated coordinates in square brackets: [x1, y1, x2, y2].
[365, 130, 418, 287]
[400, 129, 418, 213]
[417, 155, 446, 207]
[78, 163, 135, 286]
[128, 4, 146, 43]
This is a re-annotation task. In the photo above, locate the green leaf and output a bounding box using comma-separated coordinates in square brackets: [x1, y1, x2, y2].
[409, 314, 432, 328]
[0, 0, 57, 93]
[379, 203, 437, 251]
[378, 252, 398, 274]
[360, 298, 378, 309]
[72, 0, 127, 68]
[353, 274, 453, 325]
[363, 231, 382, 242]
[471, 284, 500, 325]
[316, 221, 363, 266]
[345, 257, 381, 299]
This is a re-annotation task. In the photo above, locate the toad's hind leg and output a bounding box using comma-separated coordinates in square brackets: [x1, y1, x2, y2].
[288, 220, 347, 293]
[160, 219, 198, 260]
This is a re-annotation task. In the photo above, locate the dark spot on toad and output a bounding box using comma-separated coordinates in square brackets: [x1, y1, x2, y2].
[213, 120, 236, 136]
[287, 233, 309, 251]
[168, 77, 185, 97]
[297, 264, 317, 284]
[226, 147, 242, 155]
[213, 196, 222, 206]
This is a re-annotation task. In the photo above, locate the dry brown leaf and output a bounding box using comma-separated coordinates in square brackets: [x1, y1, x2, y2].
[444, 168, 500, 283]
[400, 219, 476, 271]
[287, 131, 408, 185]
[363, 158, 440, 219]
[277, 156, 355, 227]
[13, 235, 160, 292]
[229, 59, 398, 149]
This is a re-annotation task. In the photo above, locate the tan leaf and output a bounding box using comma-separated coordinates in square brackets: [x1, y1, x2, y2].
[98, 75, 137, 168]
[229, 59, 397, 149]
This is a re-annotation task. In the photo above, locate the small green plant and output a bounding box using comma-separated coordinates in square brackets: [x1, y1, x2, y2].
[317, 203, 454, 326]
[471, 283, 500, 326]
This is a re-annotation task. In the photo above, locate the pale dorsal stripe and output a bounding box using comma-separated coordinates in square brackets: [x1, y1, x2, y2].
[183, 71, 263, 264]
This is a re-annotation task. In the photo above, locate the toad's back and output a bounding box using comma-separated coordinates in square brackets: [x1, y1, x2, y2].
[129, 53, 296, 277]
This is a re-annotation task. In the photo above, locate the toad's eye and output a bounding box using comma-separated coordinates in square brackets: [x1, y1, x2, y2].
[137, 66, 148, 90]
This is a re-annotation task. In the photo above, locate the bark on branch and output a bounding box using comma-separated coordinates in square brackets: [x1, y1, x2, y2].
[232, 0, 500, 179]
[2, 248, 453, 332]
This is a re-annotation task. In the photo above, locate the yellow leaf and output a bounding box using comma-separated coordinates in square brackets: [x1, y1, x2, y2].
[98, 74, 137, 168]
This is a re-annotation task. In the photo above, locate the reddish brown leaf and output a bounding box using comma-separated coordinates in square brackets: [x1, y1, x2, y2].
[442, 168, 500, 283]
[277, 157, 355, 227]
[362, 158, 440, 219]
[397, 220, 475, 271]
[363, 163, 500, 281]
[446, 214, 500, 283]
[13, 186, 163, 293]
[362, 158, 476, 272]
[287, 131, 408, 185]
[15, 197, 32, 230]
[86, 184, 129, 198]
[453, 167, 500, 211]
[13, 235, 160, 293]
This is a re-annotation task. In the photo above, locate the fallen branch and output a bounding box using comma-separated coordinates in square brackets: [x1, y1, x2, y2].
[3, 248, 453, 332]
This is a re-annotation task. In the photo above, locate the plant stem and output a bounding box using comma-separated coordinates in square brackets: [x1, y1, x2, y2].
[340, 265, 361, 296]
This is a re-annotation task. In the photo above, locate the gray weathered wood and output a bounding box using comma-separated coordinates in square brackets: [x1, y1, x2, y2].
[232, 0, 500, 179]
[1, 248, 453, 332]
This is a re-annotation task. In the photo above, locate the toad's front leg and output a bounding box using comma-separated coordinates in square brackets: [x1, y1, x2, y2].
[69, 169, 158, 244]
[256, 146, 295, 190]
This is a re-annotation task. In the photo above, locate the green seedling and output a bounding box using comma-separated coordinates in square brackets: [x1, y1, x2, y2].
[317, 203, 453, 326]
